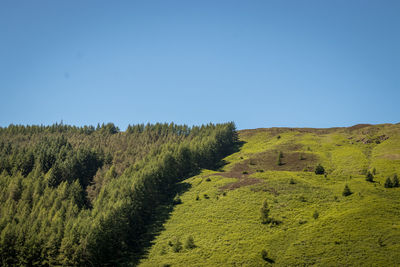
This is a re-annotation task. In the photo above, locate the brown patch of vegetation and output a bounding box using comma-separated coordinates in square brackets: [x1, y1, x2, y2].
[244, 150, 318, 172]
[220, 178, 262, 191]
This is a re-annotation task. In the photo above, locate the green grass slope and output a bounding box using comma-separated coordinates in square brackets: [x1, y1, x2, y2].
[139, 124, 400, 266]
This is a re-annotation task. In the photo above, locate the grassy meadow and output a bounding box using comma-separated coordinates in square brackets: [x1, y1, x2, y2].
[139, 124, 400, 266]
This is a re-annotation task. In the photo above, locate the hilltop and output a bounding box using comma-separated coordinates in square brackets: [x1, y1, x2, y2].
[139, 123, 400, 266]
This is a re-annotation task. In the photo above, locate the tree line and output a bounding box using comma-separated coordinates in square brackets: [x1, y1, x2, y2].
[0, 122, 238, 266]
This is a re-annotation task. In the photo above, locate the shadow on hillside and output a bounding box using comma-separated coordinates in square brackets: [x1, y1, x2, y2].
[126, 180, 193, 266]
[215, 140, 246, 172]
[126, 141, 245, 265]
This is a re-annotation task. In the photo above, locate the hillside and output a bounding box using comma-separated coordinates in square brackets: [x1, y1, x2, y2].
[139, 123, 400, 266]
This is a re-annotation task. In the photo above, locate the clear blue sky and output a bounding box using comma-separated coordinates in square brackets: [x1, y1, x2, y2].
[1, 0, 399, 130]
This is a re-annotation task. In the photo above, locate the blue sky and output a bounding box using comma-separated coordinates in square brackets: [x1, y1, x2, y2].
[1, 0, 399, 130]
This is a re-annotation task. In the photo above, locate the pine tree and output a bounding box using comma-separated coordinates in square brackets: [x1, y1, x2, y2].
[365, 171, 374, 182]
[315, 164, 325, 175]
[342, 184, 352, 196]
[393, 174, 399, 187]
[260, 200, 271, 224]
[384, 177, 393, 188]
[184, 236, 196, 249]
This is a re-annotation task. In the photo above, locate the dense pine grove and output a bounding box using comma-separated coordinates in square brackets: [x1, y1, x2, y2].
[0, 122, 238, 266]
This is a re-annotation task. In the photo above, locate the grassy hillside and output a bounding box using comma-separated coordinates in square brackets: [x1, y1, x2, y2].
[139, 123, 400, 266]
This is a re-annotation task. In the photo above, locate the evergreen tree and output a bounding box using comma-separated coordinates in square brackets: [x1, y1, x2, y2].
[393, 174, 399, 187]
[184, 236, 196, 249]
[342, 184, 352, 196]
[260, 199, 271, 224]
[366, 171, 374, 182]
[384, 177, 393, 188]
[315, 164, 325, 175]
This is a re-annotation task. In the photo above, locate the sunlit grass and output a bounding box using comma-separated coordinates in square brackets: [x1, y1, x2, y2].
[139, 124, 400, 266]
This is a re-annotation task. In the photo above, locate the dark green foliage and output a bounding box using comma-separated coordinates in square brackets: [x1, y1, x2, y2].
[260, 200, 271, 224]
[242, 171, 248, 174]
[205, 177, 211, 182]
[0, 122, 238, 265]
[289, 178, 296, 184]
[261, 249, 268, 260]
[172, 239, 182, 253]
[185, 236, 196, 249]
[343, 184, 352, 196]
[315, 164, 325, 175]
[372, 168, 377, 175]
[385, 177, 393, 188]
[277, 156, 282, 166]
[366, 171, 374, 182]
[393, 174, 399, 187]
[173, 194, 182, 204]
[313, 210, 319, 220]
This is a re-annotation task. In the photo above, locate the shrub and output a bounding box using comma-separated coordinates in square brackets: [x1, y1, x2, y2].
[256, 169, 264, 172]
[372, 167, 377, 175]
[299, 196, 306, 202]
[261, 249, 268, 261]
[203, 194, 209, 199]
[172, 239, 182, 253]
[366, 171, 374, 182]
[260, 199, 271, 224]
[173, 194, 182, 205]
[184, 236, 196, 249]
[242, 171, 248, 174]
[313, 210, 319, 220]
[289, 178, 296, 184]
[195, 195, 199, 200]
[205, 177, 211, 182]
[277, 135, 281, 139]
[277, 156, 282, 166]
[384, 177, 393, 188]
[299, 154, 305, 160]
[393, 174, 399, 187]
[342, 184, 352, 196]
[315, 164, 325, 175]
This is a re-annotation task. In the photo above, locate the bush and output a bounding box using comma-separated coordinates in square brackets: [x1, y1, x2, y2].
[184, 236, 196, 249]
[393, 174, 399, 187]
[173, 194, 182, 205]
[315, 164, 325, 175]
[372, 167, 377, 175]
[277, 156, 282, 166]
[203, 194, 209, 199]
[205, 177, 211, 182]
[195, 195, 199, 200]
[242, 171, 248, 174]
[260, 199, 270, 224]
[289, 178, 296, 184]
[342, 184, 352, 196]
[313, 210, 319, 220]
[172, 239, 182, 253]
[384, 177, 393, 188]
[366, 171, 374, 182]
[261, 249, 268, 261]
